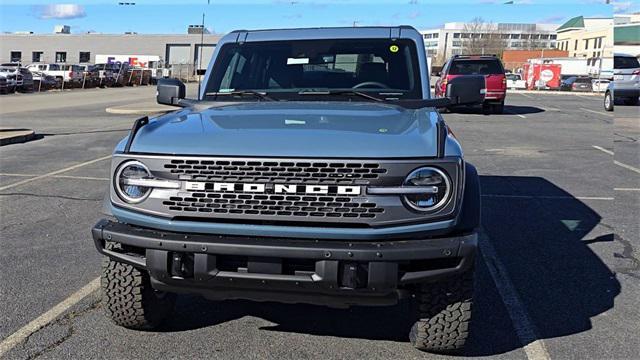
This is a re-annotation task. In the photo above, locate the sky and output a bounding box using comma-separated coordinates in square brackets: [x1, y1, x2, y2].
[0, 1, 628, 35]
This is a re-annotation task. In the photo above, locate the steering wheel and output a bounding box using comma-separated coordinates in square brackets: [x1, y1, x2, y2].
[352, 81, 390, 89]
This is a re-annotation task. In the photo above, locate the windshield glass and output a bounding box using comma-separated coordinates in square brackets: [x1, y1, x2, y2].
[614, 56, 640, 69]
[449, 59, 504, 75]
[205, 39, 422, 99]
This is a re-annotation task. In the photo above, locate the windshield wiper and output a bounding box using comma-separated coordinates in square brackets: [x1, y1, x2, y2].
[298, 90, 384, 102]
[205, 90, 274, 101]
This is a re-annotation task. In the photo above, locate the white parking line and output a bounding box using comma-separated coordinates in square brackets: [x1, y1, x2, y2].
[614, 160, 640, 175]
[0, 173, 109, 181]
[0, 277, 100, 357]
[518, 93, 534, 99]
[479, 232, 551, 360]
[580, 108, 613, 117]
[506, 110, 527, 119]
[0, 155, 111, 191]
[614, 188, 640, 191]
[592, 145, 614, 156]
[594, 145, 640, 174]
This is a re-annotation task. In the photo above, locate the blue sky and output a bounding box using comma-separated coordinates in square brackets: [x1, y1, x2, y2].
[0, 1, 624, 35]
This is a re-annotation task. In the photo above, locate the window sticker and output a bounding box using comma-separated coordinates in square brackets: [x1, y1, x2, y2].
[287, 57, 309, 65]
[389, 45, 399, 53]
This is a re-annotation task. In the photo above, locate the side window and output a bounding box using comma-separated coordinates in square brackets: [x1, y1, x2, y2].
[219, 52, 242, 90]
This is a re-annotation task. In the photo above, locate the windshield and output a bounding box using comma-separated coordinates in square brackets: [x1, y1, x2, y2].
[614, 56, 640, 69]
[204, 39, 422, 100]
[449, 59, 504, 75]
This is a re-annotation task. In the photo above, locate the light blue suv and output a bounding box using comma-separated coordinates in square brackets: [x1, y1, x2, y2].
[93, 26, 485, 353]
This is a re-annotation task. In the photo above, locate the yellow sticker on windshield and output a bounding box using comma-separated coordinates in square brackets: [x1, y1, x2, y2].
[389, 45, 399, 53]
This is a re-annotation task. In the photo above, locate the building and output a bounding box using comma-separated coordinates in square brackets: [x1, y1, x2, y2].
[421, 22, 558, 64]
[502, 49, 569, 72]
[0, 28, 222, 71]
[614, 13, 640, 57]
[555, 16, 613, 60]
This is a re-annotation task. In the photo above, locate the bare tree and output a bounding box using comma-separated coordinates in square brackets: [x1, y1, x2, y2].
[461, 17, 508, 57]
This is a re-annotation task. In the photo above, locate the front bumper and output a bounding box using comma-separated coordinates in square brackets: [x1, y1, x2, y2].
[92, 219, 476, 307]
[613, 88, 640, 99]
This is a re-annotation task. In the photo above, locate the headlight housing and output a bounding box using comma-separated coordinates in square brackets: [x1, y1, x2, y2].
[114, 160, 152, 204]
[402, 167, 451, 212]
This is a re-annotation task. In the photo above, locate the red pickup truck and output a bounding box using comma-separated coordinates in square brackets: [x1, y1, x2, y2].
[435, 55, 507, 114]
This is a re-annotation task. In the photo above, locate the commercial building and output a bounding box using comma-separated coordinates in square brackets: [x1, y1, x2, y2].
[555, 16, 613, 60]
[614, 13, 640, 57]
[0, 27, 222, 71]
[420, 22, 558, 64]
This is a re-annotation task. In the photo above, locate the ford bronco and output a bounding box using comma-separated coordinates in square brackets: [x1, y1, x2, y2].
[92, 26, 484, 353]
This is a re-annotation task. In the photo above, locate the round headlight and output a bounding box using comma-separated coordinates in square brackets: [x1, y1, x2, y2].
[115, 161, 151, 204]
[403, 167, 451, 212]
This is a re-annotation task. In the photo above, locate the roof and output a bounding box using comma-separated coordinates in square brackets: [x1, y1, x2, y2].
[557, 16, 585, 31]
[615, 25, 640, 45]
[223, 26, 421, 43]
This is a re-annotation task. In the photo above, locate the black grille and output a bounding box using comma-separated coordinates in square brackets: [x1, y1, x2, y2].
[162, 159, 387, 185]
[162, 192, 384, 219]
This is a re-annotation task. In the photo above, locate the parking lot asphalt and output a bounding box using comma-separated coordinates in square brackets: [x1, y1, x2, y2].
[0, 88, 638, 359]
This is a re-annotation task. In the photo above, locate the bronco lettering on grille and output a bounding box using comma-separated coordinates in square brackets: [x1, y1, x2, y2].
[185, 182, 361, 195]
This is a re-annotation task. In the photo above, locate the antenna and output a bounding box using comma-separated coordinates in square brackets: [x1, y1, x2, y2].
[197, 0, 209, 98]
[197, 12, 205, 98]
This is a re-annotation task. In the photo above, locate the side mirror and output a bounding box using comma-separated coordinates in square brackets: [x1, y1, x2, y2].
[157, 78, 185, 106]
[446, 75, 485, 105]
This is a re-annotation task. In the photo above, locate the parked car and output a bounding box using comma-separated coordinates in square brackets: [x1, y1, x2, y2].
[0, 66, 22, 93]
[560, 76, 592, 92]
[436, 54, 507, 113]
[604, 53, 640, 111]
[26, 63, 80, 87]
[17, 67, 34, 92]
[76, 64, 101, 88]
[591, 78, 610, 92]
[59, 64, 84, 87]
[0, 75, 8, 94]
[93, 63, 130, 86]
[93, 26, 484, 354]
[506, 73, 526, 89]
[31, 71, 60, 90]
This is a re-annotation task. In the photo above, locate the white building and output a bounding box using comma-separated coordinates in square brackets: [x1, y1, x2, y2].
[421, 22, 558, 63]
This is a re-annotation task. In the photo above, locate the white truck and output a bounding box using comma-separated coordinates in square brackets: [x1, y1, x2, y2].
[26, 64, 82, 87]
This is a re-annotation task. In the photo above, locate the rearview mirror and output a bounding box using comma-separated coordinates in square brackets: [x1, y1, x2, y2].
[157, 78, 185, 106]
[446, 75, 485, 105]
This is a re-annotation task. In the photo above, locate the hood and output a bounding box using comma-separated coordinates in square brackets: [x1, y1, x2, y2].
[126, 101, 441, 158]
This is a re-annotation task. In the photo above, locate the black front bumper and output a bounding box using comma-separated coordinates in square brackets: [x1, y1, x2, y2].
[92, 219, 477, 307]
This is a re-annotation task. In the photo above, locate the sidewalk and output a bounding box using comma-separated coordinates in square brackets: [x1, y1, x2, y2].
[0, 128, 35, 146]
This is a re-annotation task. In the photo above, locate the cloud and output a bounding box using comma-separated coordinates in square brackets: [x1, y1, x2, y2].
[407, 10, 421, 19]
[37, 4, 86, 20]
[611, 1, 634, 13]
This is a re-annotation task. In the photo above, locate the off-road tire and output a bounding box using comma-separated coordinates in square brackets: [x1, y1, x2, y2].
[101, 257, 176, 329]
[409, 268, 474, 353]
[492, 102, 505, 114]
[604, 91, 614, 111]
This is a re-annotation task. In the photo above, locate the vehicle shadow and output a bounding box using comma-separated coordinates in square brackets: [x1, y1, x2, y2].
[447, 105, 545, 116]
[157, 175, 618, 357]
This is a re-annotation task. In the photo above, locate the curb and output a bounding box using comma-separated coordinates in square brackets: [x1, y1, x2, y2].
[0, 129, 36, 146]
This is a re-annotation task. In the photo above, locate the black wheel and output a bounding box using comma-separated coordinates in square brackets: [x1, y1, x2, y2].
[482, 102, 492, 115]
[624, 97, 639, 106]
[492, 102, 505, 114]
[604, 91, 614, 111]
[409, 268, 474, 354]
[101, 256, 175, 329]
